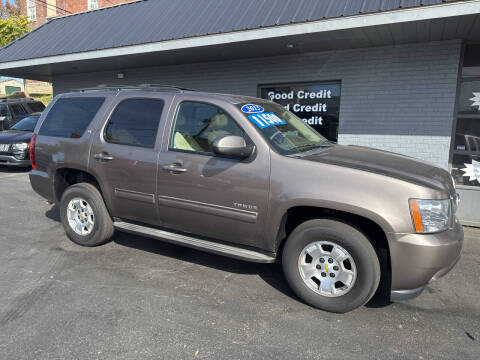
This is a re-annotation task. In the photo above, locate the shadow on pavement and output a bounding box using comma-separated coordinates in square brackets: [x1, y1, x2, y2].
[113, 230, 296, 301]
[0, 165, 31, 173]
[45, 204, 392, 309]
[45, 204, 296, 301]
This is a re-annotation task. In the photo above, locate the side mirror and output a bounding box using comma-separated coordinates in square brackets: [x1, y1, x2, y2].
[212, 135, 253, 159]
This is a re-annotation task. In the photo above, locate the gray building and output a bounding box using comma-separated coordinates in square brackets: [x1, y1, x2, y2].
[0, 0, 479, 225]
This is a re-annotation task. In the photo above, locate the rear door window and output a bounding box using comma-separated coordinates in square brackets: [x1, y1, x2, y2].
[104, 98, 164, 148]
[9, 104, 27, 118]
[39, 97, 105, 138]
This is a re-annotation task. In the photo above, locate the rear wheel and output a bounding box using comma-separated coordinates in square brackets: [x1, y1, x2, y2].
[59, 183, 114, 247]
[282, 219, 380, 313]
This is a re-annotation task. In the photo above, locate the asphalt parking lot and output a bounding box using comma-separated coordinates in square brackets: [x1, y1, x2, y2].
[0, 168, 479, 360]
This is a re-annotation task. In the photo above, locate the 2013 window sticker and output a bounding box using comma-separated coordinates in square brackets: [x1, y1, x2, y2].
[241, 104, 264, 113]
[248, 112, 286, 129]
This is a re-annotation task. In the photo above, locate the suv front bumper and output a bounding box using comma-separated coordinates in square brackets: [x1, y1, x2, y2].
[388, 216, 463, 301]
[0, 154, 31, 167]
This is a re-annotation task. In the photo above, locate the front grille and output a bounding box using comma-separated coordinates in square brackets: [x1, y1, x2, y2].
[0, 144, 11, 153]
[0, 144, 10, 152]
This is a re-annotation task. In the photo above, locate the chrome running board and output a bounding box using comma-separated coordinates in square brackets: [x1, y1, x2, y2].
[113, 220, 276, 263]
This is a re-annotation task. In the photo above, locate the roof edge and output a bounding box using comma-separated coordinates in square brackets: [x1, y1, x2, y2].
[0, 0, 479, 71]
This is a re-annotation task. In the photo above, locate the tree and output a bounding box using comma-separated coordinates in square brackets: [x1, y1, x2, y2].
[0, 15, 30, 47]
[0, 0, 21, 19]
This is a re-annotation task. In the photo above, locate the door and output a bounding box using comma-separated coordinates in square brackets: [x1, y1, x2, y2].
[89, 95, 171, 226]
[157, 99, 271, 249]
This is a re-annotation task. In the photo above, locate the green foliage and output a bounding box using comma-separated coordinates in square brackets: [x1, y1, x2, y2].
[30, 94, 53, 105]
[0, 15, 30, 47]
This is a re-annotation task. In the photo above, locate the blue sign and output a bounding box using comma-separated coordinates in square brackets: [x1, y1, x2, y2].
[248, 112, 286, 129]
[241, 104, 264, 113]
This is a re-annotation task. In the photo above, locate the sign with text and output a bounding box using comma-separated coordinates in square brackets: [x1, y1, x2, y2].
[259, 82, 341, 141]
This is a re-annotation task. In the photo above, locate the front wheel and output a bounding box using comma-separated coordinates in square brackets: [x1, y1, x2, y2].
[282, 219, 380, 313]
[59, 182, 114, 247]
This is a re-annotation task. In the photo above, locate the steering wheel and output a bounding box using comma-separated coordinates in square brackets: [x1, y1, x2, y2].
[270, 130, 284, 142]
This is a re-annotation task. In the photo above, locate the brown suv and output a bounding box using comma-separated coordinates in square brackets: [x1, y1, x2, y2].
[29, 85, 463, 313]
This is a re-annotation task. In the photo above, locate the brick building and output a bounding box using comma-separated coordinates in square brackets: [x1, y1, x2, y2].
[20, 0, 133, 27]
[18, 1, 133, 96]
[1, 0, 480, 226]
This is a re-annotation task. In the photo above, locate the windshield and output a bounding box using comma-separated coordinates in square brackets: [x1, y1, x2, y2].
[10, 116, 39, 132]
[237, 102, 332, 155]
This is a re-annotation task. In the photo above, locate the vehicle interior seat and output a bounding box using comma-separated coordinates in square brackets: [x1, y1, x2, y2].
[207, 114, 231, 146]
[173, 113, 203, 151]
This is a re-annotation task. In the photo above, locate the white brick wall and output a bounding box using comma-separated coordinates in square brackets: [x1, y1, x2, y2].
[337, 134, 451, 168]
[54, 40, 462, 169]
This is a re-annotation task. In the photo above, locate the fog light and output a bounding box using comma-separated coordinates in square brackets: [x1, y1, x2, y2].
[11, 142, 29, 160]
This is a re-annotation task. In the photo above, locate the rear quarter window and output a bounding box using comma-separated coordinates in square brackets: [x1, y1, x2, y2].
[38, 97, 105, 138]
[28, 102, 46, 113]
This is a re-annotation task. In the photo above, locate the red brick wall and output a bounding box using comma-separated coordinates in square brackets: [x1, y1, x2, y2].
[20, 0, 135, 27]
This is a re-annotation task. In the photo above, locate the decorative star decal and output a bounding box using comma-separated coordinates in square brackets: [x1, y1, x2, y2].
[461, 159, 480, 183]
[470, 92, 480, 110]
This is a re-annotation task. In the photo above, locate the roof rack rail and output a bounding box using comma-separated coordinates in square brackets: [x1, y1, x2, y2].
[72, 84, 197, 93]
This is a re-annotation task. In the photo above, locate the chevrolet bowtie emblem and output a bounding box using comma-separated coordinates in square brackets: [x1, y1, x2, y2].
[325, 264, 329, 272]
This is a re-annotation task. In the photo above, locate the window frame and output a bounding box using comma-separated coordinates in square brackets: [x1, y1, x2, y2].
[103, 97, 165, 149]
[167, 100, 252, 157]
[0, 104, 13, 122]
[449, 44, 480, 189]
[27, 0, 36, 20]
[88, 0, 99, 11]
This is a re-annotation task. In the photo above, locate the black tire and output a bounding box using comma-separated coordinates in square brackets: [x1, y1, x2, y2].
[282, 219, 380, 313]
[59, 182, 114, 247]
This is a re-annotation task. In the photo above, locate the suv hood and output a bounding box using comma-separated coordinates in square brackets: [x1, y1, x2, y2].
[297, 145, 454, 194]
[0, 130, 32, 144]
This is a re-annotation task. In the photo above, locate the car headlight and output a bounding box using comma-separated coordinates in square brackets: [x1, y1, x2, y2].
[11, 142, 29, 159]
[409, 199, 451, 233]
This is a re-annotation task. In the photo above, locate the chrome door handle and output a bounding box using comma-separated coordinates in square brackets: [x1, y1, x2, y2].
[162, 163, 187, 173]
[93, 153, 114, 161]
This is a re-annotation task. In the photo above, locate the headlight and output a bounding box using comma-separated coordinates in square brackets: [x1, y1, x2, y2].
[11, 142, 29, 159]
[409, 199, 451, 233]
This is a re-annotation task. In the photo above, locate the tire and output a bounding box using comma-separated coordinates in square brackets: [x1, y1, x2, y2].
[59, 182, 114, 247]
[282, 219, 380, 313]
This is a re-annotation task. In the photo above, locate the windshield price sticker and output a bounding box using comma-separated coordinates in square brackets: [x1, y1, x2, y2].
[241, 104, 264, 113]
[248, 112, 286, 129]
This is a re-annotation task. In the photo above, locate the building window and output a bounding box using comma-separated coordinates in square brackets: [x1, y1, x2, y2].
[88, 0, 99, 10]
[451, 45, 480, 187]
[259, 81, 341, 142]
[27, 0, 36, 20]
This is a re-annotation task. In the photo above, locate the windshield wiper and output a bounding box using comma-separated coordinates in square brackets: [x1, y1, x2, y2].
[293, 143, 333, 152]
